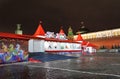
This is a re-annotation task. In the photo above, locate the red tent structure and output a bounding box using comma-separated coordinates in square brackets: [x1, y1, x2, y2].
[87, 42, 98, 48]
[82, 41, 97, 48]
[75, 34, 97, 55]
[33, 24, 45, 37]
[75, 34, 97, 48]
[59, 28, 65, 35]
[76, 34, 83, 41]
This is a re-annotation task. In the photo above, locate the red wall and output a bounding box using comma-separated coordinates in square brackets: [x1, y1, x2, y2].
[85, 36, 120, 49]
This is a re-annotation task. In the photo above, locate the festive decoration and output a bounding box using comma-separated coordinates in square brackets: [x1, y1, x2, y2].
[45, 31, 55, 38]
[67, 26, 74, 40]
[0, 38, 28, 63]
[58, 28, 67, 40]
[33, 24, 45, 38]
[76, 33, 83, 41]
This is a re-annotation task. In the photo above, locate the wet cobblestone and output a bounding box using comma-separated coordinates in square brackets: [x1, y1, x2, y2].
[1, 53, 120, 79]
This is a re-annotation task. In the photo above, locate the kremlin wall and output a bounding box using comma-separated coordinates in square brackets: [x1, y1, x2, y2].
[74, 21, 120, 50]
[83, 28, 120, 49]
[75, 28, 120, 49]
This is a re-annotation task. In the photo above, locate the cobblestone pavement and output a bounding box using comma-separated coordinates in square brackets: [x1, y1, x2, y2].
[1, 53, 120, 79]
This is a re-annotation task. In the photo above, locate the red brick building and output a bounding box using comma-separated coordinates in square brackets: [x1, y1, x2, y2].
[75, 28, 120, 49]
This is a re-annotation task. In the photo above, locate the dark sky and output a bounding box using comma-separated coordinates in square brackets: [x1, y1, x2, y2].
[0, 0, 120, 35]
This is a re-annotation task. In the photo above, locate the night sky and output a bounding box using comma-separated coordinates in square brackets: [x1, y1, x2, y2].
[0, 0, 120, 35]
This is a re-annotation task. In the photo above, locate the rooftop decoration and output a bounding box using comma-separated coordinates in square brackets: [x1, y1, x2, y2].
[15, 24, 23, 35]
[59, 28, 65, 35]
[67, 26, 74, 40]
[45, 31, 55, 38]
[57, 28, 67, 40]
[76, 33, 83, 41]
[33, 24, 45, 38]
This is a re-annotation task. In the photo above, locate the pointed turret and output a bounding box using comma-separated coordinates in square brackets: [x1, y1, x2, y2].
[15, 24, 23, 35]
[59, 28, 65, 35]
[58, 27, 67, 40]
[33, 22, 45, 38]
[76, 34, 83, 41]
[76, 33, 83, 42]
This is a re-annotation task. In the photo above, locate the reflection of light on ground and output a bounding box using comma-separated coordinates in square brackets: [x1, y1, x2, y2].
[46, 68, 50, 79]
[76, 59, 81, 63]
[43, 62, 51, 79]
[67, 59, 71, 62]
[2, 53, 120, 79]
[111, 64, 120, 66]
[66, 53, 72, 56]
[44, 62, 50, 67]
[89, 57, 94, 61]
[27, 65, 120, 78]
[76, 53, 81, 57]
[64, 53, 81, 57]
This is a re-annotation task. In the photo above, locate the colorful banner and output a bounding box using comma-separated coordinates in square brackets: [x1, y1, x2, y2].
[0, 38, 28, 64]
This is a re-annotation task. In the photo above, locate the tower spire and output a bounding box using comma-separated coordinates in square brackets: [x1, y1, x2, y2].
[33, 22, 45, 38]
[15, 24, 23, 35]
